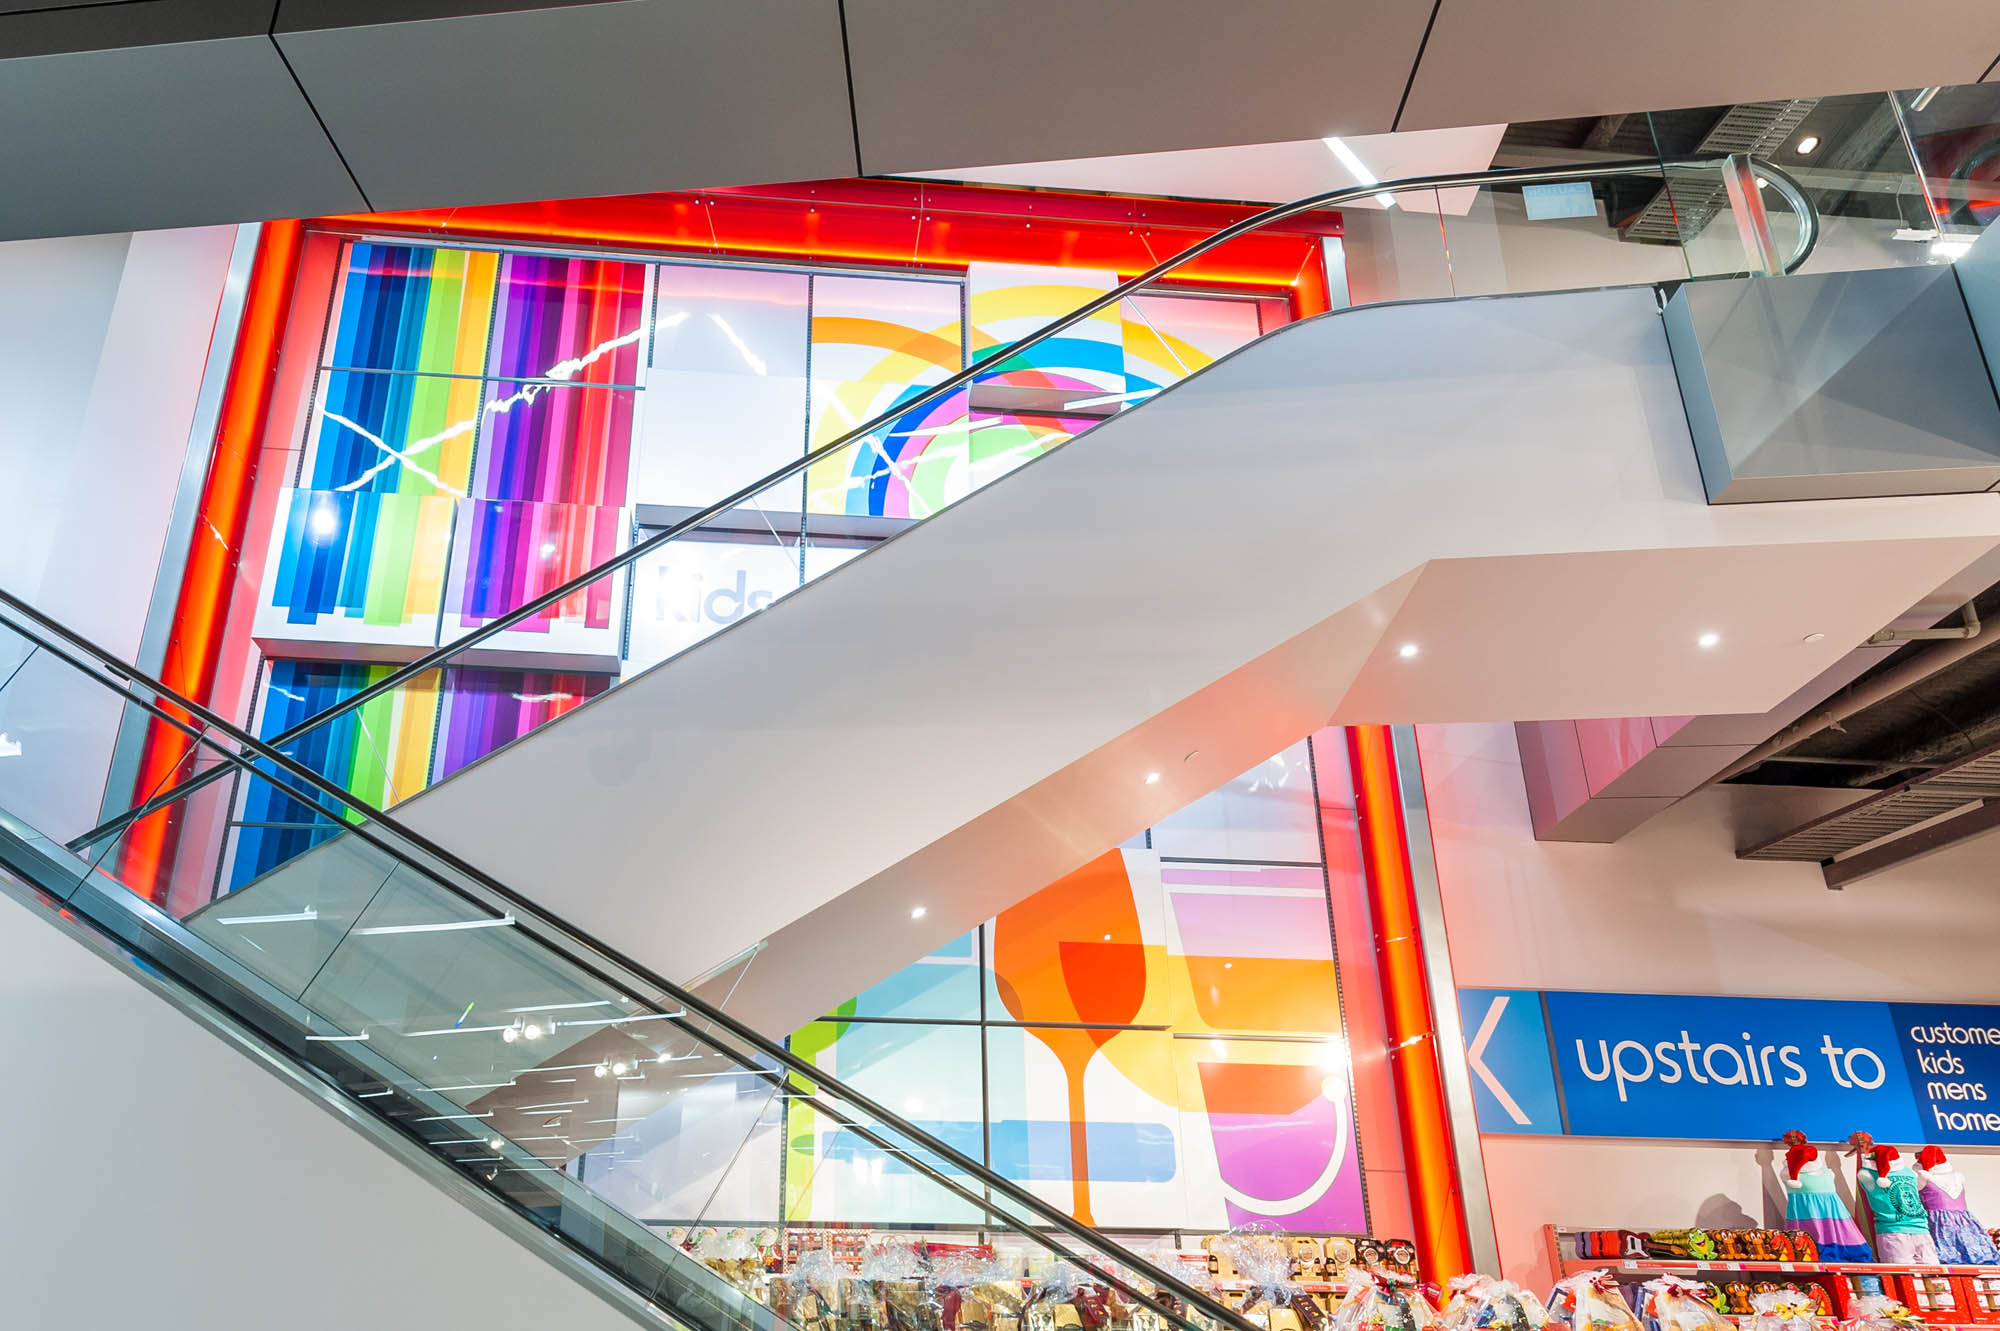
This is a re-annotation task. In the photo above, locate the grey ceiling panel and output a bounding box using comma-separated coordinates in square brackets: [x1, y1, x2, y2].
[1401, 0, 2000, 132]
[841, 0, 1434, 176]
[273, 0, 858, 213]
[0, 6, 366, 240]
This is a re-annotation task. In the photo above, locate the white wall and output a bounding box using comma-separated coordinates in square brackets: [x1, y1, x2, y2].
[0, 226, 236, 841]
[1417, 721, 2000, 1288]
[0, 879, 648, 1331]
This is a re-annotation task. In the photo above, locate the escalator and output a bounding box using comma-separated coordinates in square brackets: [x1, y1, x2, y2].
[0, 596, 1251, 1331]
[71, 152, 2000, 1040]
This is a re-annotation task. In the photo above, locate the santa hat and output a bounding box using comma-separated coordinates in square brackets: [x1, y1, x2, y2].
[1785, 1139, 1818, 1179]
[1918, 1145, 1948, 1170]
[1872, 1145, 1901, 1173]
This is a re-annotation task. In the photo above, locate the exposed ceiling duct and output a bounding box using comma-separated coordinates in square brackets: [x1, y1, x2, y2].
[1729, 582, 2000, 883]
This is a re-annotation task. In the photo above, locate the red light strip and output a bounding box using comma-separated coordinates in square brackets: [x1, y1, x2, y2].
[123, 220, 304, 898]
[1347, 724, 1473, 1282]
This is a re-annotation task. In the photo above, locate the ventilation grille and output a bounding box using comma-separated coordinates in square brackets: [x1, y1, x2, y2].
[1740, 744, 2000, 862]
[1621, 100, 1820, 244]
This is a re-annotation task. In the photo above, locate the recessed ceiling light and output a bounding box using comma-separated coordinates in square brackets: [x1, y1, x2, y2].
[1796, 135, 1820, 155]
[1102, 933, 1112, 941]
[1804, 632, 1825, 643]
[1397, 642, 1419, 659]
[1696, 631, 1721, 649]
[910, 906, 926, 920]
[1144, 771, 1161, 785]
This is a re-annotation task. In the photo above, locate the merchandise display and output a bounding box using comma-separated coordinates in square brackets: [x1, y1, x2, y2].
[1330, 1267, 1442, 1331]
[1442, 1275, 1556, 1331]
[676, 1226, 1426, 1331]
[1916, 1148, 2000, 1267]
[1857, 1145, 1942, 1267]
[1782, 1132, 1873, 1264]
[1637, 1277, 1733, 1331]
[1548, 1273, 1643, 1331]
[1744, 1290, 1819, 1331]
[1838, 1295, 1927, 1331]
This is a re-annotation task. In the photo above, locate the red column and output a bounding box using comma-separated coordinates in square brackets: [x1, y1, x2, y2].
[1347, 724, 1473, 1281]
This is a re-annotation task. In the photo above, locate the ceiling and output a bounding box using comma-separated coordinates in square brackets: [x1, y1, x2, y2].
[3, 0, 1999, 239]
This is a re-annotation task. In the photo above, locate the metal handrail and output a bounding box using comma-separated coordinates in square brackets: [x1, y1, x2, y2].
[72, 153, 1819, 852]
[0, 588, 1257, 1331]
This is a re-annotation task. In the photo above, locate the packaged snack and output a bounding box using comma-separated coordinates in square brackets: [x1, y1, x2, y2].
[1841, 1295, 1930, 1331]
[1441, 1274, 1556, 1331]
[1332, 1266, 1442, 1331]
[1217, 1227, 1314, 1331]
[1547, 1273, 1642, 1331]
[1637, 1277, 1733, 1331]
[1743, 1289, 1818, 1331]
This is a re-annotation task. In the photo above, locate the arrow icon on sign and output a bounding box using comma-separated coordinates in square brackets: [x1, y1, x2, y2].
[1467, 995, 1533, 1126]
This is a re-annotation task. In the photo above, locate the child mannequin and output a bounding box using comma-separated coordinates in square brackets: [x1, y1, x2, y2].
[1916, 1145, 2000, 1265]
[1775, 1131, 1872, 1261]
[1858, 1145, 1941, 1265]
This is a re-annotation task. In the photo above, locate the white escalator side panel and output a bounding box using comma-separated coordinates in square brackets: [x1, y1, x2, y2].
[355, 286, 2000, 1032]
[0, 886, 644, 1331]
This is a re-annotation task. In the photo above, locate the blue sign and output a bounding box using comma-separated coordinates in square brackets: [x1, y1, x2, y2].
[1458, 988, 2000, 1145]
[1460, 989, 1563, 1135]
[1891, 1004, 2000, 1145]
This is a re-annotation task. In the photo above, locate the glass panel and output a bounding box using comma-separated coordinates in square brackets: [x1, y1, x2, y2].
[986, 1025, 1179, 1229]
[1433, 176, 1696, 298]
[833, 929, 982, 1022]
[323, 242, 499, 376]
[1149, 742, 1319, 863]
[434, 666, 609, 781]
[806, 274, 966, 519]
[1758, 92, 1938, 275]
[636, 264, 811, 512]
[984, 850, 1171, 1028]
[1898, 83, 2000, 250]
[1172, 1034, 1363, 1232]
[785, 1019, 987, 1224]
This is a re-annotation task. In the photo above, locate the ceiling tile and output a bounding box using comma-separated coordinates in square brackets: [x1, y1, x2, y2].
[0, 27, 364, 240]
[1401, 0, 2000, 131]
[274, 0, 858, 213]
[843, 0, 1435, 175]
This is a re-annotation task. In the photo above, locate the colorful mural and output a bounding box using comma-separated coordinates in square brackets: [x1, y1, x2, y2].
[573, 740, 1366, 1235]
[253, 243, 647, 664]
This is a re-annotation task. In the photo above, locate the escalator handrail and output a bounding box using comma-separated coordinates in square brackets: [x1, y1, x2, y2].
[71, 152, 1819, 854]
[0, 587, 1257, 1331]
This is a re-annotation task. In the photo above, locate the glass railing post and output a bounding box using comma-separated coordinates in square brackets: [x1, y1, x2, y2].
[1721, 154, 1786, 276]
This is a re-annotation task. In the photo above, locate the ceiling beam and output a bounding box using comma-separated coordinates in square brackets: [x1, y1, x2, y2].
[1822, 798, 2000, 887]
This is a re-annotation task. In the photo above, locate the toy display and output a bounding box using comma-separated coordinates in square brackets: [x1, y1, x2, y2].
[1547, 1272, 1642, 1331]
[1441, 1275, 1555, 1331]
[1855, 1143, 1941, 1266]
[1780, 1132, 1874, 1263]
[1915, 1145, 2000, 1265]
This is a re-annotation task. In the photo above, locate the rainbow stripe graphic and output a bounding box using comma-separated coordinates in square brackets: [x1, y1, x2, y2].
[231, 660, 442, 887]
[259, 488, 454, 644]
[435, 667, 608, 780]
[445, 498, 624, 635]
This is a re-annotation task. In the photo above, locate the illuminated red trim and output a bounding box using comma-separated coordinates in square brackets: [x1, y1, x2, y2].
[320, 177, 1336, 296]
[123, 220, 304, 898]
[1348, 724, 1473, 1282]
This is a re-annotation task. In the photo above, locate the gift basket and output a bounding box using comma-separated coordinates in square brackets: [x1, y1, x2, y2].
[1743, 1289, 1819, 1331]
[1440, 1274, 1556, 1331]
[1635, 1278, 1731, 1331]
[1839, 1295, 1927, 1331]
[1331, 1266, 1442, 1331]
[1547, 1273, 1642, 1331]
